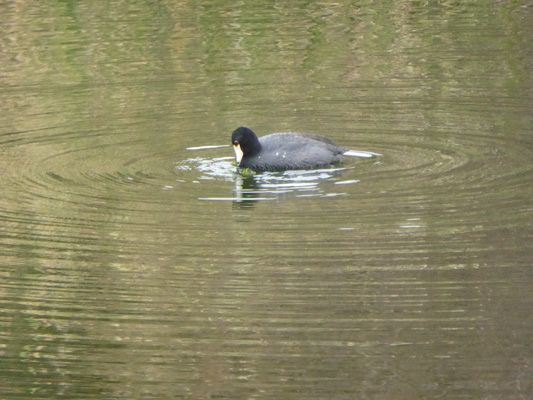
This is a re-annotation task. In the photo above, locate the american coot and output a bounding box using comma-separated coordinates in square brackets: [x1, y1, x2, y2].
[231, 126, 377, 172]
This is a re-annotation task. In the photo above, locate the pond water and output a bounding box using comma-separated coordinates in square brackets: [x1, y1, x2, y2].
[1, 1, 532, 399]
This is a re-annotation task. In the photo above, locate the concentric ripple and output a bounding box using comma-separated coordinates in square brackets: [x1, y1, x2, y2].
[2, 126, 531, 215]
[176, 151, 377, 202]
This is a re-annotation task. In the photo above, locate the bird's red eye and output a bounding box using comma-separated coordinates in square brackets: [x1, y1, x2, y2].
[233, 140, 239, 146]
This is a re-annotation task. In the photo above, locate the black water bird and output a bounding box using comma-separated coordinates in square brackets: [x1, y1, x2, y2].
[231, 126, 378, 172]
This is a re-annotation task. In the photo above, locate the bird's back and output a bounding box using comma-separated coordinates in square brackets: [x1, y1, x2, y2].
[240, 133, 347, 171]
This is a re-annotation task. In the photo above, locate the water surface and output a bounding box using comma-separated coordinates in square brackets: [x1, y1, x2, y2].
[1, 1, 532, 399]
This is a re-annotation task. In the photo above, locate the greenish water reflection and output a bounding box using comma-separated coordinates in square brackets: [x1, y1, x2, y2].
[1, 1, 532, 399]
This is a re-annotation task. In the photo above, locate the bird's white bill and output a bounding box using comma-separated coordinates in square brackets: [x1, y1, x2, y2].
[233, 144, 244, 164]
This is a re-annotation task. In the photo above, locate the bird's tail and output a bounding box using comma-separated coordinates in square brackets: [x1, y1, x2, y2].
[343, 149, 382, 158]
